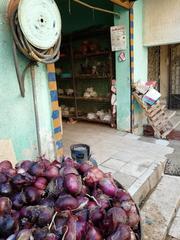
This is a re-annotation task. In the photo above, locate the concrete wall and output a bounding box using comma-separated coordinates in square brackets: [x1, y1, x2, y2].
[144, 0, 180, 46]
[0, 1, 54, 161]
[114, 6, 131, 132]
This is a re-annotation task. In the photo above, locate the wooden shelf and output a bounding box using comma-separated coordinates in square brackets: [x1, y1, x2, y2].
[58, 95, 74, 99]
[77, 116, 110, 124]
[77, 96, 110, 102]
[59, 95, 110, 102]
[75, 75, 109, 79]
[74, 51, 110, 59]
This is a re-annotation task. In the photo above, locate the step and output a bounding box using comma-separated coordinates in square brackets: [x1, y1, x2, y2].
[167, 207, 180, 240]
[141, 175, 180, 240]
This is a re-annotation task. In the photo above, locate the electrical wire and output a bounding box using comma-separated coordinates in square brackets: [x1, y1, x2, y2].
[73, 0, 120, 18]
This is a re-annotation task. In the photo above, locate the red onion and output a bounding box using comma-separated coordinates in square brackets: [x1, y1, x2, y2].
[0, 182, 12, 196]
[79, 161, 94, 174]
[24, 186, 41, 204]
[64, 215, 77, 240]
[0, 173, 8, 183]
[34, 177, 48, 190]
[45, 166, 59, 179]
[0, 214, 17, 238]
[0, 161, 13, 171]
[12, 192, 26, 210]
[85, 224, 103, 240]
[99, 178, 117, 197]
[107, 207, 128, 227]
[55, 195, 78, 212]
[60, 166, 79, 177]
[85, 167, 104, 186]
[89, 207, 105, 225]
[76, 219, 87, 240]
[64, 174, 82, 195]
[107, 224, 131, 240]
[29, 161, 46, 177]
[16, 160, 33, 171]
[127, 205, 140, 228]
[116, 189, 131, 202]
[0, 197, 12, 215]
[16, 229, 33, 240]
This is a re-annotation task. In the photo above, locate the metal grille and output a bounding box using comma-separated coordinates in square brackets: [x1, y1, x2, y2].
[169, 44, 180, 109]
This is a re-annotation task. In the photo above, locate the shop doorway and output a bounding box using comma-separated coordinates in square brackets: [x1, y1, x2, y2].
[55, 1, 116, 130]
[169, 44, 180, 109]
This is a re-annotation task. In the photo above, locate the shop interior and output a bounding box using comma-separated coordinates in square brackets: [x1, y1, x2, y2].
[55, 1, 117, 144]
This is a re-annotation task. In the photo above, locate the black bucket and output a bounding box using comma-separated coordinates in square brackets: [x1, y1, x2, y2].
[70, 144, 90, 164]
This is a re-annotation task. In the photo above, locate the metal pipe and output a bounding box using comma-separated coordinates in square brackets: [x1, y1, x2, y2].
[30, 65, 42, 156]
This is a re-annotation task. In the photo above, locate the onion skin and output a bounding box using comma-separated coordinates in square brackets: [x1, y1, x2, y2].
[16, 229, 33, 240]
[89, 207, 105, 225]
[99, 178, 117, 197]
[55, 195, 78, 212]
[64, 174, 82, 195]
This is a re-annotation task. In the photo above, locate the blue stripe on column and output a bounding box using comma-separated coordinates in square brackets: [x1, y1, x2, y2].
[52, 110, 59, 119]
[50, 91, 58, 101]
[56, 141, 63, 149]
[48, 72, 56, 81]
[54, 126, 61, 134]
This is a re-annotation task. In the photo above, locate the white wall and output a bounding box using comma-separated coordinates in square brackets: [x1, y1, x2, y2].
[144, 0, 180, 46]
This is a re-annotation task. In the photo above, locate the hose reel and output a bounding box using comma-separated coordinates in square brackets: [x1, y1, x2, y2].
[8, 0, 62, 97]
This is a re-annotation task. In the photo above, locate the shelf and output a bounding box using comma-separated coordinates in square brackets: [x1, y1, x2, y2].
[77, 97, 110, 102]
[74, 51, 110, 59]
[75, 75, 110, 79]
[59, 96, 110, 102]
[58, 95, 74, 99]
[77, 116, 110, 125]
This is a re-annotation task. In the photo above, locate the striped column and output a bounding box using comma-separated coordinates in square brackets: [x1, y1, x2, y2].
[130, 8, 135, 133]
[47, 64, 63, 160]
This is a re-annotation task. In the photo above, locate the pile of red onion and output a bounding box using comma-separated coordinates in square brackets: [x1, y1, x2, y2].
[0, 158, 140, 240]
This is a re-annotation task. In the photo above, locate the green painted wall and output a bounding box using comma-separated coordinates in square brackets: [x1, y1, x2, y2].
[133, 0, 148, 134]
[114, 6, 131, 132]
[0, 2, 54, 160]
[134, 0, 148, 83]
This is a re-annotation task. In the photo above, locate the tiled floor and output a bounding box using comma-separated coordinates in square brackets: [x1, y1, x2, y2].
[63, 121, 173, 205]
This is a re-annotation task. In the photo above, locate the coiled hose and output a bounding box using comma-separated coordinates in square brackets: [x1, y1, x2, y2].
[10, 5, 61, 64]
[9, 3, 61, 97]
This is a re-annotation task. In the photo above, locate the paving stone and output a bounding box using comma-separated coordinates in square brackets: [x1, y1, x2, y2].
[113, 171, 137, 189]
[141, 175, 180, 240]
[102, 158, 126, 171]
[119, 163, 148, 178]
[98, 165, 116, 174]
[168, 208, 180, 240]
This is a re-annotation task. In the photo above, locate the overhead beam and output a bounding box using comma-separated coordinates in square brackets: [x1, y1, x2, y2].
[110, 0, 134, 9]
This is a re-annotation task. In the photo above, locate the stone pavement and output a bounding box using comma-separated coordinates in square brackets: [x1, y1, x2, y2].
[63, 122, 173, 205]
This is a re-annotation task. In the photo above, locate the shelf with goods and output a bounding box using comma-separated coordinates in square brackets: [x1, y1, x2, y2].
[56, 26, 114, 124]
